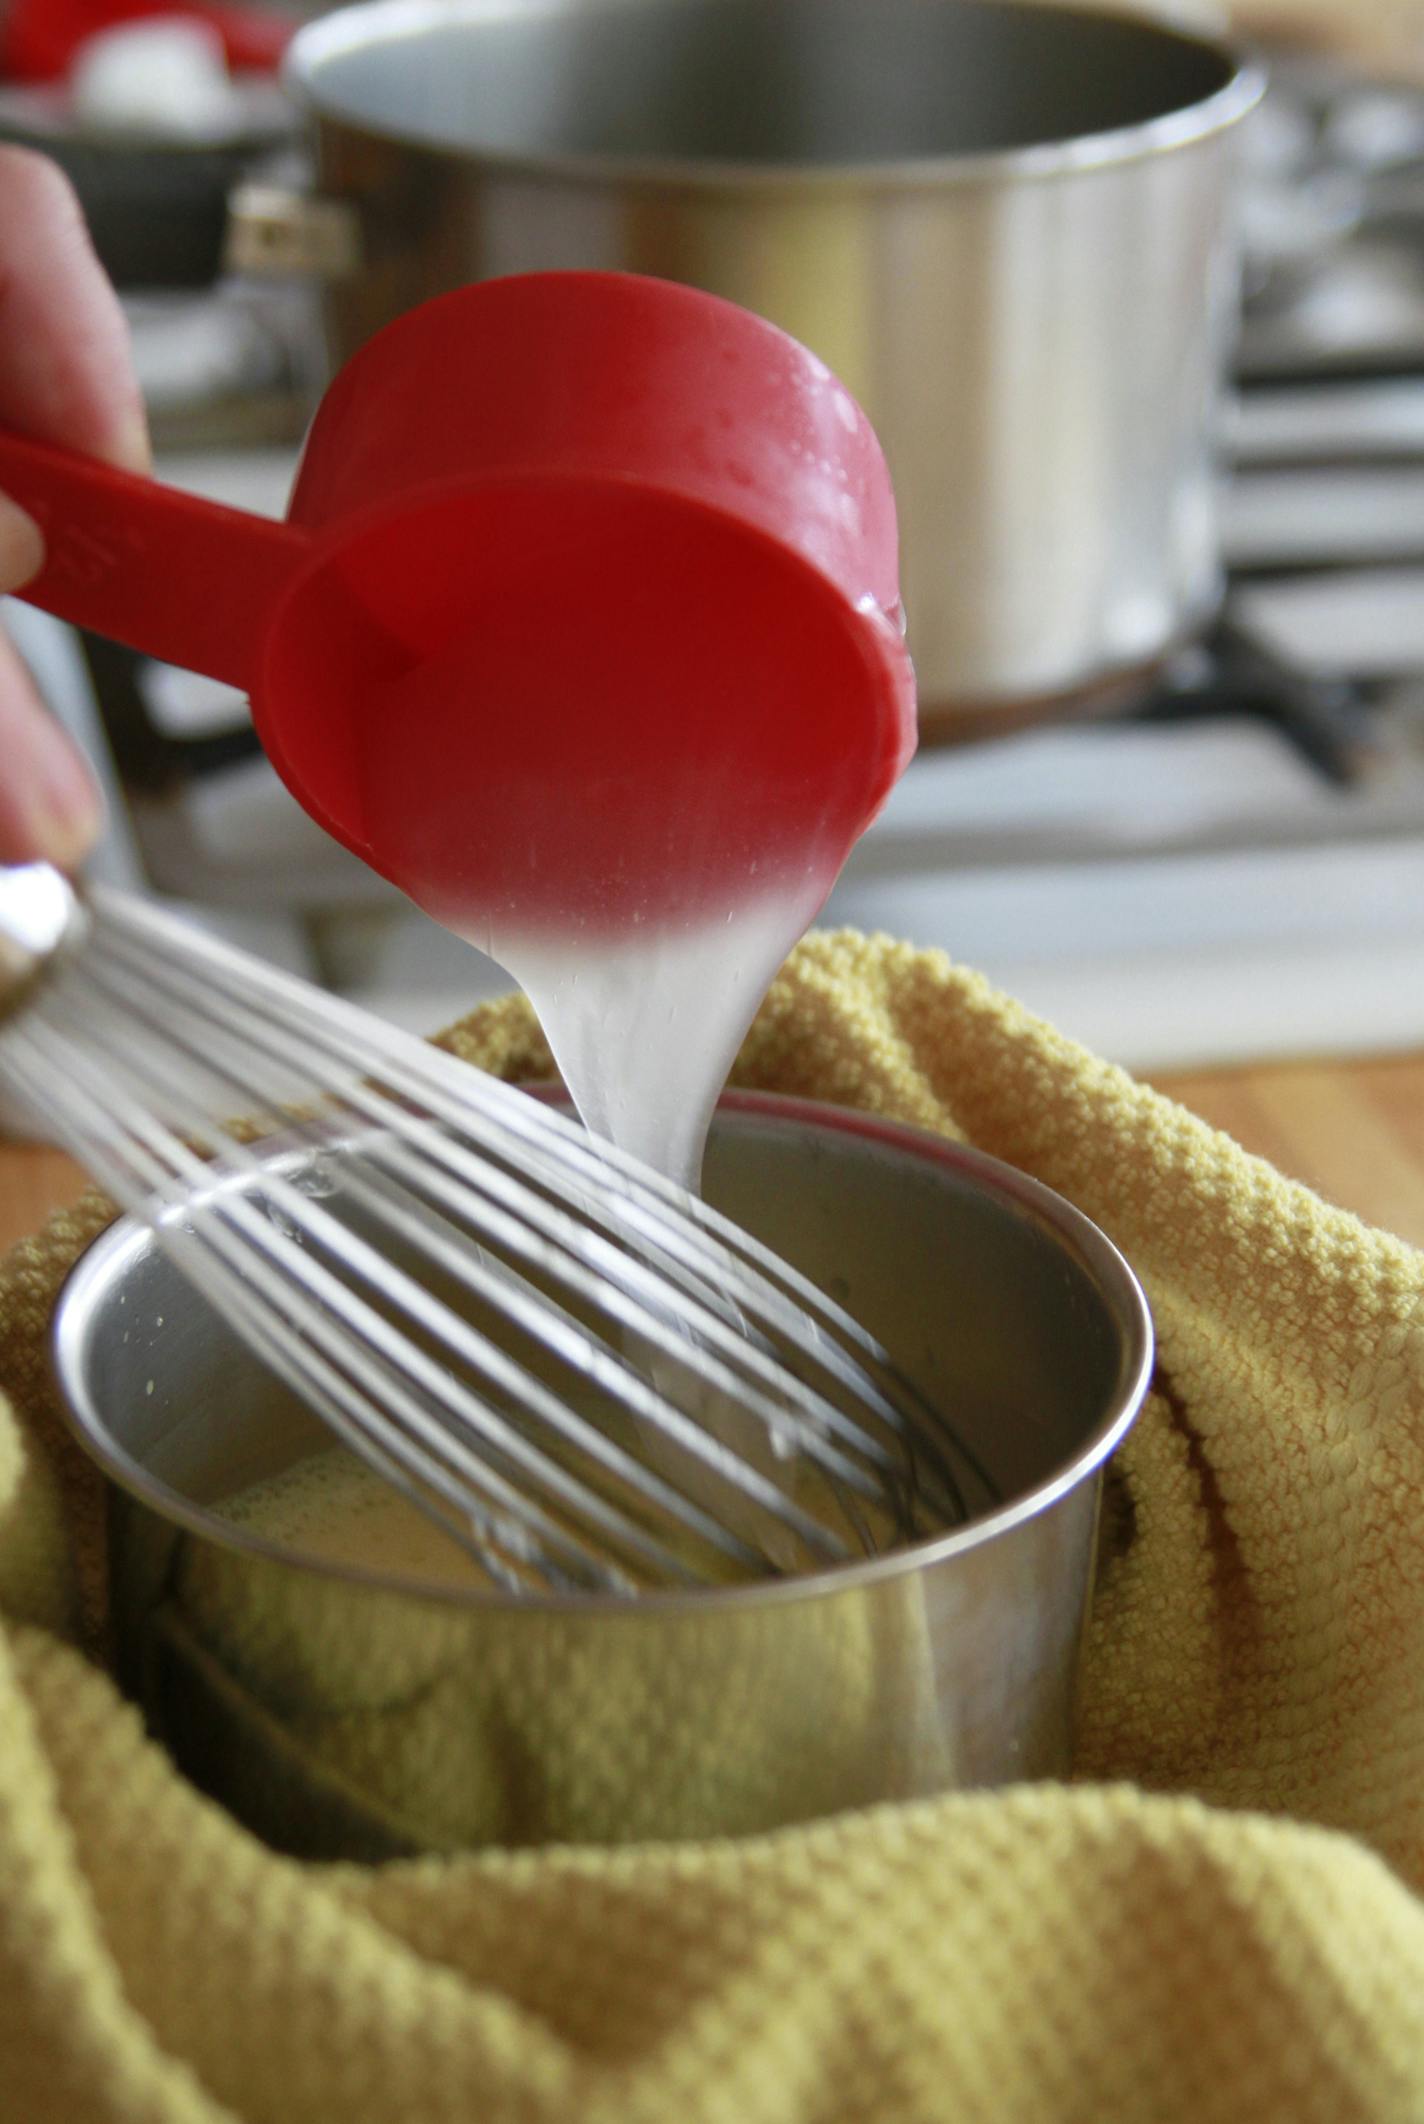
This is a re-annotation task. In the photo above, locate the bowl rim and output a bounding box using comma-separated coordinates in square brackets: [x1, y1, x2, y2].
[286, 0, 1264, 197]
[50, 1087, 1155, 1614]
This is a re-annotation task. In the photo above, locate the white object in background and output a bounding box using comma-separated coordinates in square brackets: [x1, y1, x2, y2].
[838, 717, 1424, 869]
[1033, 0, 1225, 20]
[138, 662, 253, 742]
[71, 18, 245, 140]
[139, 436, 295, 745]
[152, 448, 298, 521]
[127, 451, 380, 914]
[128, 298, 285, 416]
[816, 715, 1424, 1074]
[822, 835, 1424, 1073]
[1233, 567, 1424, 679]
[1226, 381, 1424, 465]
[313, 903, 516, 1034]
[134, 753, 393, 912]
[181, 756, 370, 877]
[1223, 467, 1424, 569]
[993, 930, 1424, 1074]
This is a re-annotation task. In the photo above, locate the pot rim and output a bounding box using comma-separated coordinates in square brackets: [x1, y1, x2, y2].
[51, 1087, 1154, 1616]
[284, 0, 1265, 197]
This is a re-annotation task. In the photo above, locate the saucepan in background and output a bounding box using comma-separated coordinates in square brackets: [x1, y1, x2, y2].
[233, 0, 1264, 735]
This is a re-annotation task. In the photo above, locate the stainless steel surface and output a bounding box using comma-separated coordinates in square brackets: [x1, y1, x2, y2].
[280, 0, 1262, 721]
[222, 182, 362, 280]
[0, 863, 87, 1017]
[52, 1093, 1152, 1853]
[0, 875, 981, 1591]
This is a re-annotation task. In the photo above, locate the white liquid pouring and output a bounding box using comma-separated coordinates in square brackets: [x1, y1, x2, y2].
[460, 867, 844, 1566]
[472, 883, 825, 1192]
[218, 864, 894, 1581]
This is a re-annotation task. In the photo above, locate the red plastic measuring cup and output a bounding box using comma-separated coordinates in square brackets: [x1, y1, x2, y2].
[0, 272, 914, 935]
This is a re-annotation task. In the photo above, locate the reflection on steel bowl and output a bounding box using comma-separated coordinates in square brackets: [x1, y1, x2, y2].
[53, 1092, 1152, 1858]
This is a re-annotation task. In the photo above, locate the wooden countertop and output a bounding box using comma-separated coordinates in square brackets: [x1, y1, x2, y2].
[3, 1051, 1423, 1256]
[1148, 1051, 1424, 1249]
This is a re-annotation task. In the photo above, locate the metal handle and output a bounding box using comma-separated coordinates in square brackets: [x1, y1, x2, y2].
[222, 184, 363, 280]
[0, 865, 86, 1018]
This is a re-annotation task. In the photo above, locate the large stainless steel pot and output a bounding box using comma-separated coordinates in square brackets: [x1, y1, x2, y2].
[52, 1092, 1152, 1858]
[252, 0, 1262, 733]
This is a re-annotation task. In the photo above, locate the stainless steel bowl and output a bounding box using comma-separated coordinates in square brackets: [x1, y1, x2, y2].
[264, 0, 1263, 729]
[52, 1092, 1152, 1857]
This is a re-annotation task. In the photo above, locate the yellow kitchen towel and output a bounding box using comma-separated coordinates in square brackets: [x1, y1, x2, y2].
[2, 929, 1423, 2123]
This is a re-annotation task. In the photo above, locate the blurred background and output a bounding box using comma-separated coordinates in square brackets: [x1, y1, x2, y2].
[4, 0, 1424, 1076]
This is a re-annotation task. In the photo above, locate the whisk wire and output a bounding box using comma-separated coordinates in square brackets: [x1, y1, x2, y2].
[79, 924, 863, 1564]
[0, 871, 994, 1590]
[91, 905, 913, 1521]
[3, 1002, 663, 1589]
[23, 984, 786, 1586]
[97, 887, 939, 1432]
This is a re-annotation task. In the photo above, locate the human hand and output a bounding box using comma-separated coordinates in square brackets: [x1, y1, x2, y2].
[0, 144, 149, 871]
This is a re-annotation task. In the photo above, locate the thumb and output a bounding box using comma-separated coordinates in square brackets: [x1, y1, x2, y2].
[0, 632, 104, 871]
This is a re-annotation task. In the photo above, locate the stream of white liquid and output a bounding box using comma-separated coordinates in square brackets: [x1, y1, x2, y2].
[220, 880, 842, 1586]
[484, 879, 845, 1567]
[476, 885, 823, 1193]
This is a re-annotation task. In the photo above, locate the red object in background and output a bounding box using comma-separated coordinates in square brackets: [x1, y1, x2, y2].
[0, 0, 293, 82]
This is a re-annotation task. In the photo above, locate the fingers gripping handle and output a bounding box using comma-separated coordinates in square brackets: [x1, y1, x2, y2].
[0, 429, 310, 690]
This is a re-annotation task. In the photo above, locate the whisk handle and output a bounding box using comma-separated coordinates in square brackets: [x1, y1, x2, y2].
[0, 427, 311, 688]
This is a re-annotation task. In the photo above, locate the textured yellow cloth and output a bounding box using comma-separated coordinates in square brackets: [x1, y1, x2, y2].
[3, 930, 1423, 2122]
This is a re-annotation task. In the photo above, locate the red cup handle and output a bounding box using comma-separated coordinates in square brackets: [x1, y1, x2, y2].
[0, 429, 310, 688]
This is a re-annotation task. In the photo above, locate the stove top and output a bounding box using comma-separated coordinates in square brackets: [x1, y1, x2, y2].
[819, 55, 1424, 1069]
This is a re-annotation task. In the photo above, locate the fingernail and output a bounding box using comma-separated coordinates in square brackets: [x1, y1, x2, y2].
[108, 404, 152, 477]
[28, 743, 104, 871]
[0, 493, 45, 588]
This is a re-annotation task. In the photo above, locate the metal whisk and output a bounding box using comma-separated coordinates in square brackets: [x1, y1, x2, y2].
[0, 865, 985, 1594]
